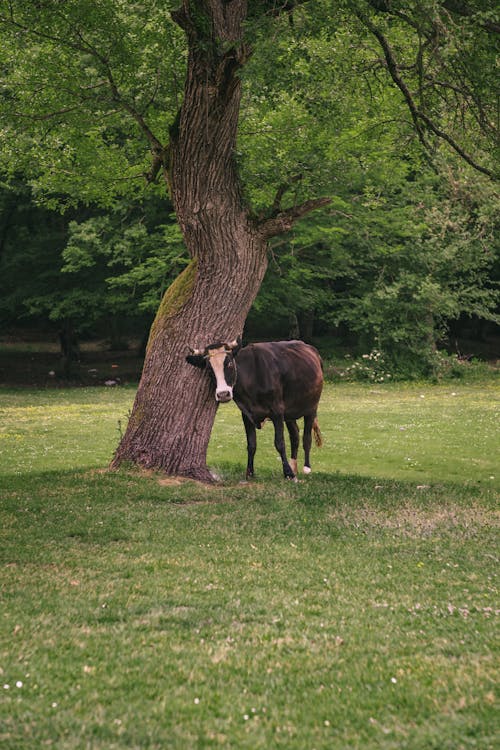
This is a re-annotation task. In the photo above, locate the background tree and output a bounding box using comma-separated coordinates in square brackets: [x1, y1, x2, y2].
[251, 163, 499, 375]
[60, 198, 186, 346]
[0, 184, 184, 353]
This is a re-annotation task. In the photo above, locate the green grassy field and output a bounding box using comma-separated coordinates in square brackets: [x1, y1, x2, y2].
[0, 382, 498, 749]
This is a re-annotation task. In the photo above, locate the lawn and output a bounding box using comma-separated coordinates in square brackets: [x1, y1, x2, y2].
[0, 382, 498, 749]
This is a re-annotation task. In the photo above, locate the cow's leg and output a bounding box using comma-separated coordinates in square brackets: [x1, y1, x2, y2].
[303, 414, 314, 474]
[242, 414, 257, 479]
[272, 415, 295, 480]
[286, 419, 300, 476]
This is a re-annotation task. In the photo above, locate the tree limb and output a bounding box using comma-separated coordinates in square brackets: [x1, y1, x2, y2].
[356, 9, 431, 149]
[258, 196, 332, 239]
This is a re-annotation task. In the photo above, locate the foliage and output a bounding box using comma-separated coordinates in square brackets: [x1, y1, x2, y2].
[0, 184, 186, 339]
[350, 0, 499, 179]
[0, 0, 184, 205]
[236, 3, 500, 361]
[1, 1, 497, 205]
[330, 168, 500, 370]
[0, 1, 498, 367]
[326, 348, 497, 383]
[0, 383, 498, 748]
[252, 163, 499, 373]
[62, 201, 186, 316]
[0, 180, 71, 328]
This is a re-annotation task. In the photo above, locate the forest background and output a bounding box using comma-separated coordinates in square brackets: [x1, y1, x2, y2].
[0, 0, 499, 384]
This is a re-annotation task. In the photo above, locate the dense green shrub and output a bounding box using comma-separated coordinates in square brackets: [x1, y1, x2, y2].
[324, 348, 497, 383]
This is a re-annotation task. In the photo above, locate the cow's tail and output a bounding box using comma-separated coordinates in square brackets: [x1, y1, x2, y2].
[313, 417, 323, 447]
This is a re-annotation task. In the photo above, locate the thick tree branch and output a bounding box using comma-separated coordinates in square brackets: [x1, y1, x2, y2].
[259, 196, 332, 239]
[356, 9, 431, 149]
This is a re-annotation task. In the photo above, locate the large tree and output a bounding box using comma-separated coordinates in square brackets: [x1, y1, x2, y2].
[1, 0, 497, 479]
[110, 2, 331, 479]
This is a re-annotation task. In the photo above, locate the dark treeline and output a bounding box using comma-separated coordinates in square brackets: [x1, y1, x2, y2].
[1, 172, 498, 378]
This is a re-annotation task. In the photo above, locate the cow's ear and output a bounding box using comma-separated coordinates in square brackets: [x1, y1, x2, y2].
[186, 354, 206, 369]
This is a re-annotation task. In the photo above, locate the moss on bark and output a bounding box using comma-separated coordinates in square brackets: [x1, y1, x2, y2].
[146, 259, 198, 355]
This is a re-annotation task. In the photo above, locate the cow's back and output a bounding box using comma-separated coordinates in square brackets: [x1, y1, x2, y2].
[234, 341, 323, 425]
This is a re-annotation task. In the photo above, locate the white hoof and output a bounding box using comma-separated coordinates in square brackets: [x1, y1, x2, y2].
[303, 466, 312, 474]
[289, 459, 298, 475]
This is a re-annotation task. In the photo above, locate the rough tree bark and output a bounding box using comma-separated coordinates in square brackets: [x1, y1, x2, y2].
[111, 0, 329, 481]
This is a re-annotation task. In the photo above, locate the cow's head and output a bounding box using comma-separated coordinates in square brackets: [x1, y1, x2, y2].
[186, 337, 242, 402]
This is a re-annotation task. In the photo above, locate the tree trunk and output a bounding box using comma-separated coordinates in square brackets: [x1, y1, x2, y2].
[299, 308, 315, 342]
[111, 1, 265, 480]
[59, 320, 80, 379]
[111, 249, 267, 481]
[111, 1, 329, 480]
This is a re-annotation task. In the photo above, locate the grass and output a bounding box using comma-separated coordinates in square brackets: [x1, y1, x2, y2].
[0, 382, 498, 749]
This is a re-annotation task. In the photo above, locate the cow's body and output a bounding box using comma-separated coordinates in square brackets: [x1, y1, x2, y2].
[187, 339, 323, 480]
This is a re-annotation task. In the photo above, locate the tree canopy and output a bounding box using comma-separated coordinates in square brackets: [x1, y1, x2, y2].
[1, 2, 499, 360]
[1, 1, 498, 205]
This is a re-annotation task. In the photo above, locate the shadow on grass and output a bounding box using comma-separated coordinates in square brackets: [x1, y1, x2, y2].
[1, 463, 497, 574]
[1, 461, 494, 509]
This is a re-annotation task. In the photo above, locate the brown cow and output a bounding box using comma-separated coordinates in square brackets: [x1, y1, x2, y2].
[187, 339, 323, 480]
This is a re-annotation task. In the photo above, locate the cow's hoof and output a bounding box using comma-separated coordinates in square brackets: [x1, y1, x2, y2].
[303, 466, 312, 475]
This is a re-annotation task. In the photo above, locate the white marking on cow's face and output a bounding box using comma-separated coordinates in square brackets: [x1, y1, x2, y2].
[207, 346, 234, 402]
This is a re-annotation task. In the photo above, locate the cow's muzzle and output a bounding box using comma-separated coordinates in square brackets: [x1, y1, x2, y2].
[216, 389, 233, 403]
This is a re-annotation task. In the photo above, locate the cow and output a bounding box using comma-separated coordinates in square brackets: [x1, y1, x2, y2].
[186, 339, 323, 480]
